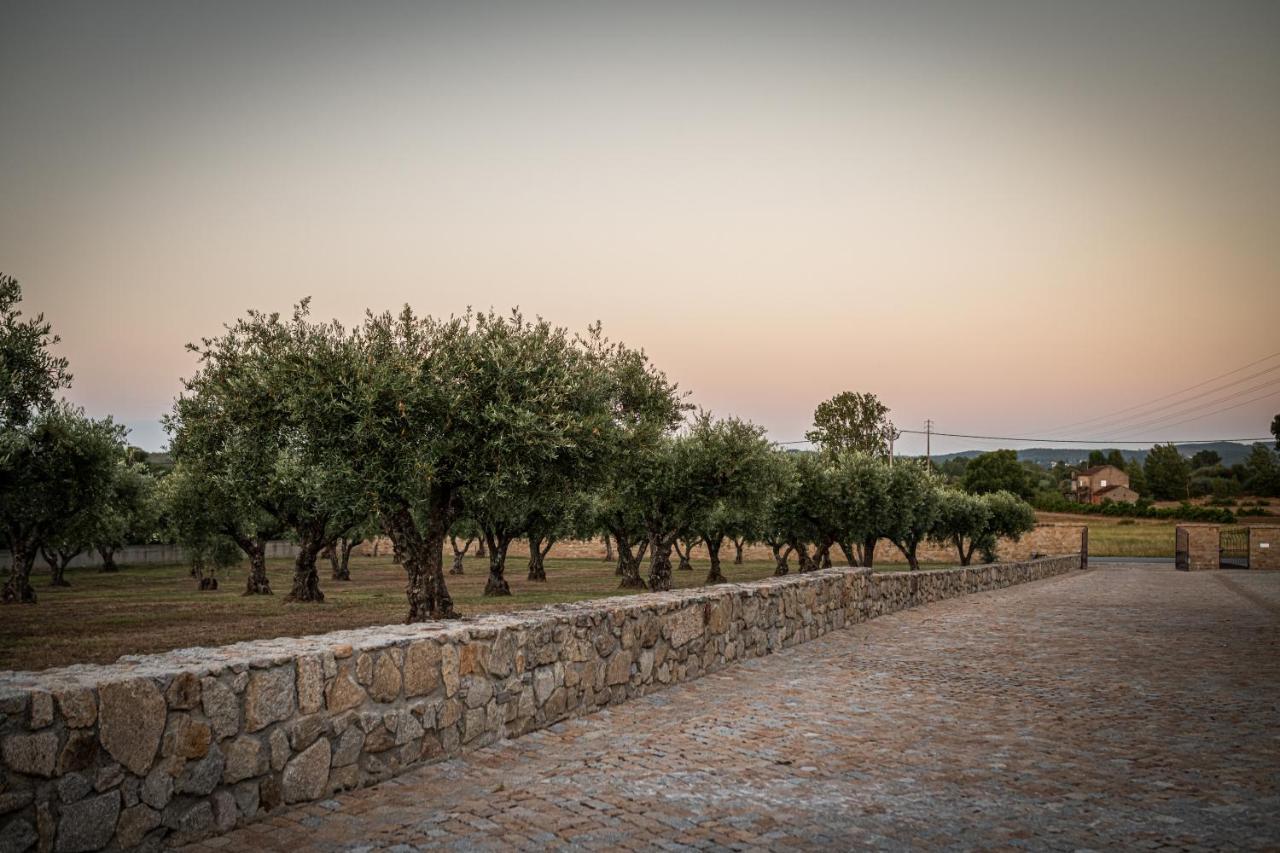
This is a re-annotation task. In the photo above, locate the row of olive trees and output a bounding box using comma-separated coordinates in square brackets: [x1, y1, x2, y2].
[3, 276, 1040, 616]
[161, 301, 692, 618]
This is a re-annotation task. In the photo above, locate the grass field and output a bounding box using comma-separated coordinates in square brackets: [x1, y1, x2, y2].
[0, 555, 924, 672]
[1037, 513, 1176, 557]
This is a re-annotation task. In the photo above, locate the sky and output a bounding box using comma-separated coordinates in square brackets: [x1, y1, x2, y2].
[3, 0, 1279, 454]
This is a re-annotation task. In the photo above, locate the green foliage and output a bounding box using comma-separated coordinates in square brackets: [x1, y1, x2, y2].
[167, 302, 369, 601]
[684, 413, 779, 582]
[1189, 449, 1222, 469]
[883, 461, 942, 570]
[1105, 449, 1127, 470]
[962, 449, 1031, 499]
[1143, 443, 1190, 501]
[1087, 450, 1106, 467]
[1272, 413, 1279, 450]
[0, 274, 72, 428]
[929, 489, 991, 566]
[929, 489, 1035, 565]
[1125, 458, 1148, 495]
[805, 391, 895, 457]
[980, 490, 1037, 561]
[1032, 490, 1234, 523]
[86, 460, 159, 555]
[1244, 444, 1280, 498]
[0, 404, 125, 602]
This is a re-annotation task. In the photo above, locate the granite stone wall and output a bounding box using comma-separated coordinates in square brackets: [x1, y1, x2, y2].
[0, 555, 1081, 852]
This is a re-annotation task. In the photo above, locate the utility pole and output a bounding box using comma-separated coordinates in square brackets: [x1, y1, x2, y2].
[886, 425, 902, 468]
[924, 419, 933, 470]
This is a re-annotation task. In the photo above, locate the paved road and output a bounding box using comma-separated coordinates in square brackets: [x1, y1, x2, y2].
[188, 565, 1280, 851]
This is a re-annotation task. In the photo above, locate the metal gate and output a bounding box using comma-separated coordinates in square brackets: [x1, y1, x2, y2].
[1220, 527, 1250, 569]
[1175, 527, 1189, 571]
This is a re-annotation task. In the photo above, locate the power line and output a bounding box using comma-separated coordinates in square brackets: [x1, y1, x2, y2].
[1100, 375, 1280, 437]
[1105, 387, 1280, 438]
[1042, 349, 1280, 435]
[1057, 363, 1280, 436]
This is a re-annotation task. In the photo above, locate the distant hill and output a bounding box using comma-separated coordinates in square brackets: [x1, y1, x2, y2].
[929, 441, 1262, 467]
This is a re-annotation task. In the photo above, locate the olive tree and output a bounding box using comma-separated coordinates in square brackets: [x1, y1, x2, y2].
[168, 305, 367, 602]
[0, 275, 71, 428]
[759, 452, 802, 575]
[685, 414, 778, 584]
[1, 405, 123, 603]
[928, 488, 992, 566]
[160, 464, 243, 590]
[88, 459, 158, 573]
[831, 451, 891, 567]
[978, 491, 1037, 562]
[592, 343, 687, 590]
[309, 309, 639, 619]
[883, 460, 942, 571]
[448, 518, 480, 575]
[525, 489, 593, 582]
[633, 434, 711, 591]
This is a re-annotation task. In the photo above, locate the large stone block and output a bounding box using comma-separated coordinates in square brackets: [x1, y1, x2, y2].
[368, 653, 402, 703]
[54, 791, 119, 853]
[281, 739, 330, 803]
[244, 667, 296, 732]
[98, 679, 167, 776]
[403, 641, 441, 697]
[201, 678, 239, 740]
[2, 731, 58, 778]
[325, 672, 367, 713]
[666, 606, 704, 648]
[296, 655, 325, 715]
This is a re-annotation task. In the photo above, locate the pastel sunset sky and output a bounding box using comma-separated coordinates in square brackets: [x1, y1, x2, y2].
[3, 1, 1278, 453]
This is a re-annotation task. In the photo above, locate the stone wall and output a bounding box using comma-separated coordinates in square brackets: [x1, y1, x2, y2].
[1249, 526, 1280, 570]
[0, 555, 1081, 852]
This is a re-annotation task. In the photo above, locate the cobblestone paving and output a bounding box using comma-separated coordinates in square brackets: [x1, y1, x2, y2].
[185, 565, 1280, 851]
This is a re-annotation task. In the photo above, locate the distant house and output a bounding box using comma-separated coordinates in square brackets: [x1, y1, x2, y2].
[1068, 465, 1140, 504]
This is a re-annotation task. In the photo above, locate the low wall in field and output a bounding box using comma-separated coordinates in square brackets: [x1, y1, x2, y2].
[0, 541, 300, 572]
[0, 554, 1082, 851]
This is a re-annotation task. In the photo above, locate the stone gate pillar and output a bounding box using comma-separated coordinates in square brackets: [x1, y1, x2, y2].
[1249, 526, 1280, 570]
[1176, 525, 1220, 571]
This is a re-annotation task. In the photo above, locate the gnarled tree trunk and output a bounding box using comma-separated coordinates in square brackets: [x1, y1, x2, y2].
[482, 529, 514, 597]
[41, 546, 78, 587]
[769, 541, 792, 576]
[527, 534, 554, 581]
[611, 529, 647, 589]
[286, 526, 326, 603]
[856, 535, 878, 568]
[602, 533, 614, 563]
[2, 539, 38, 604]
[449, 535, 473, 575]
[793, 542, 820, 573]
[732, 536, 745, 565]
[337, 537, 355, 579]
[893, 539, 922, 571]
[387, 504, 457, 621]
[673, 538, 693, 571]
[647, 532, 674, 592]
[98, 546, 118, 573]
[836, 540, 856, 566]
[704, 536, 727, 585]
[233, 535, 272, 595]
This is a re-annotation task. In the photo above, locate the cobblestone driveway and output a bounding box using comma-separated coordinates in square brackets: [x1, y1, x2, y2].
[187, 565, 1280, 851]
